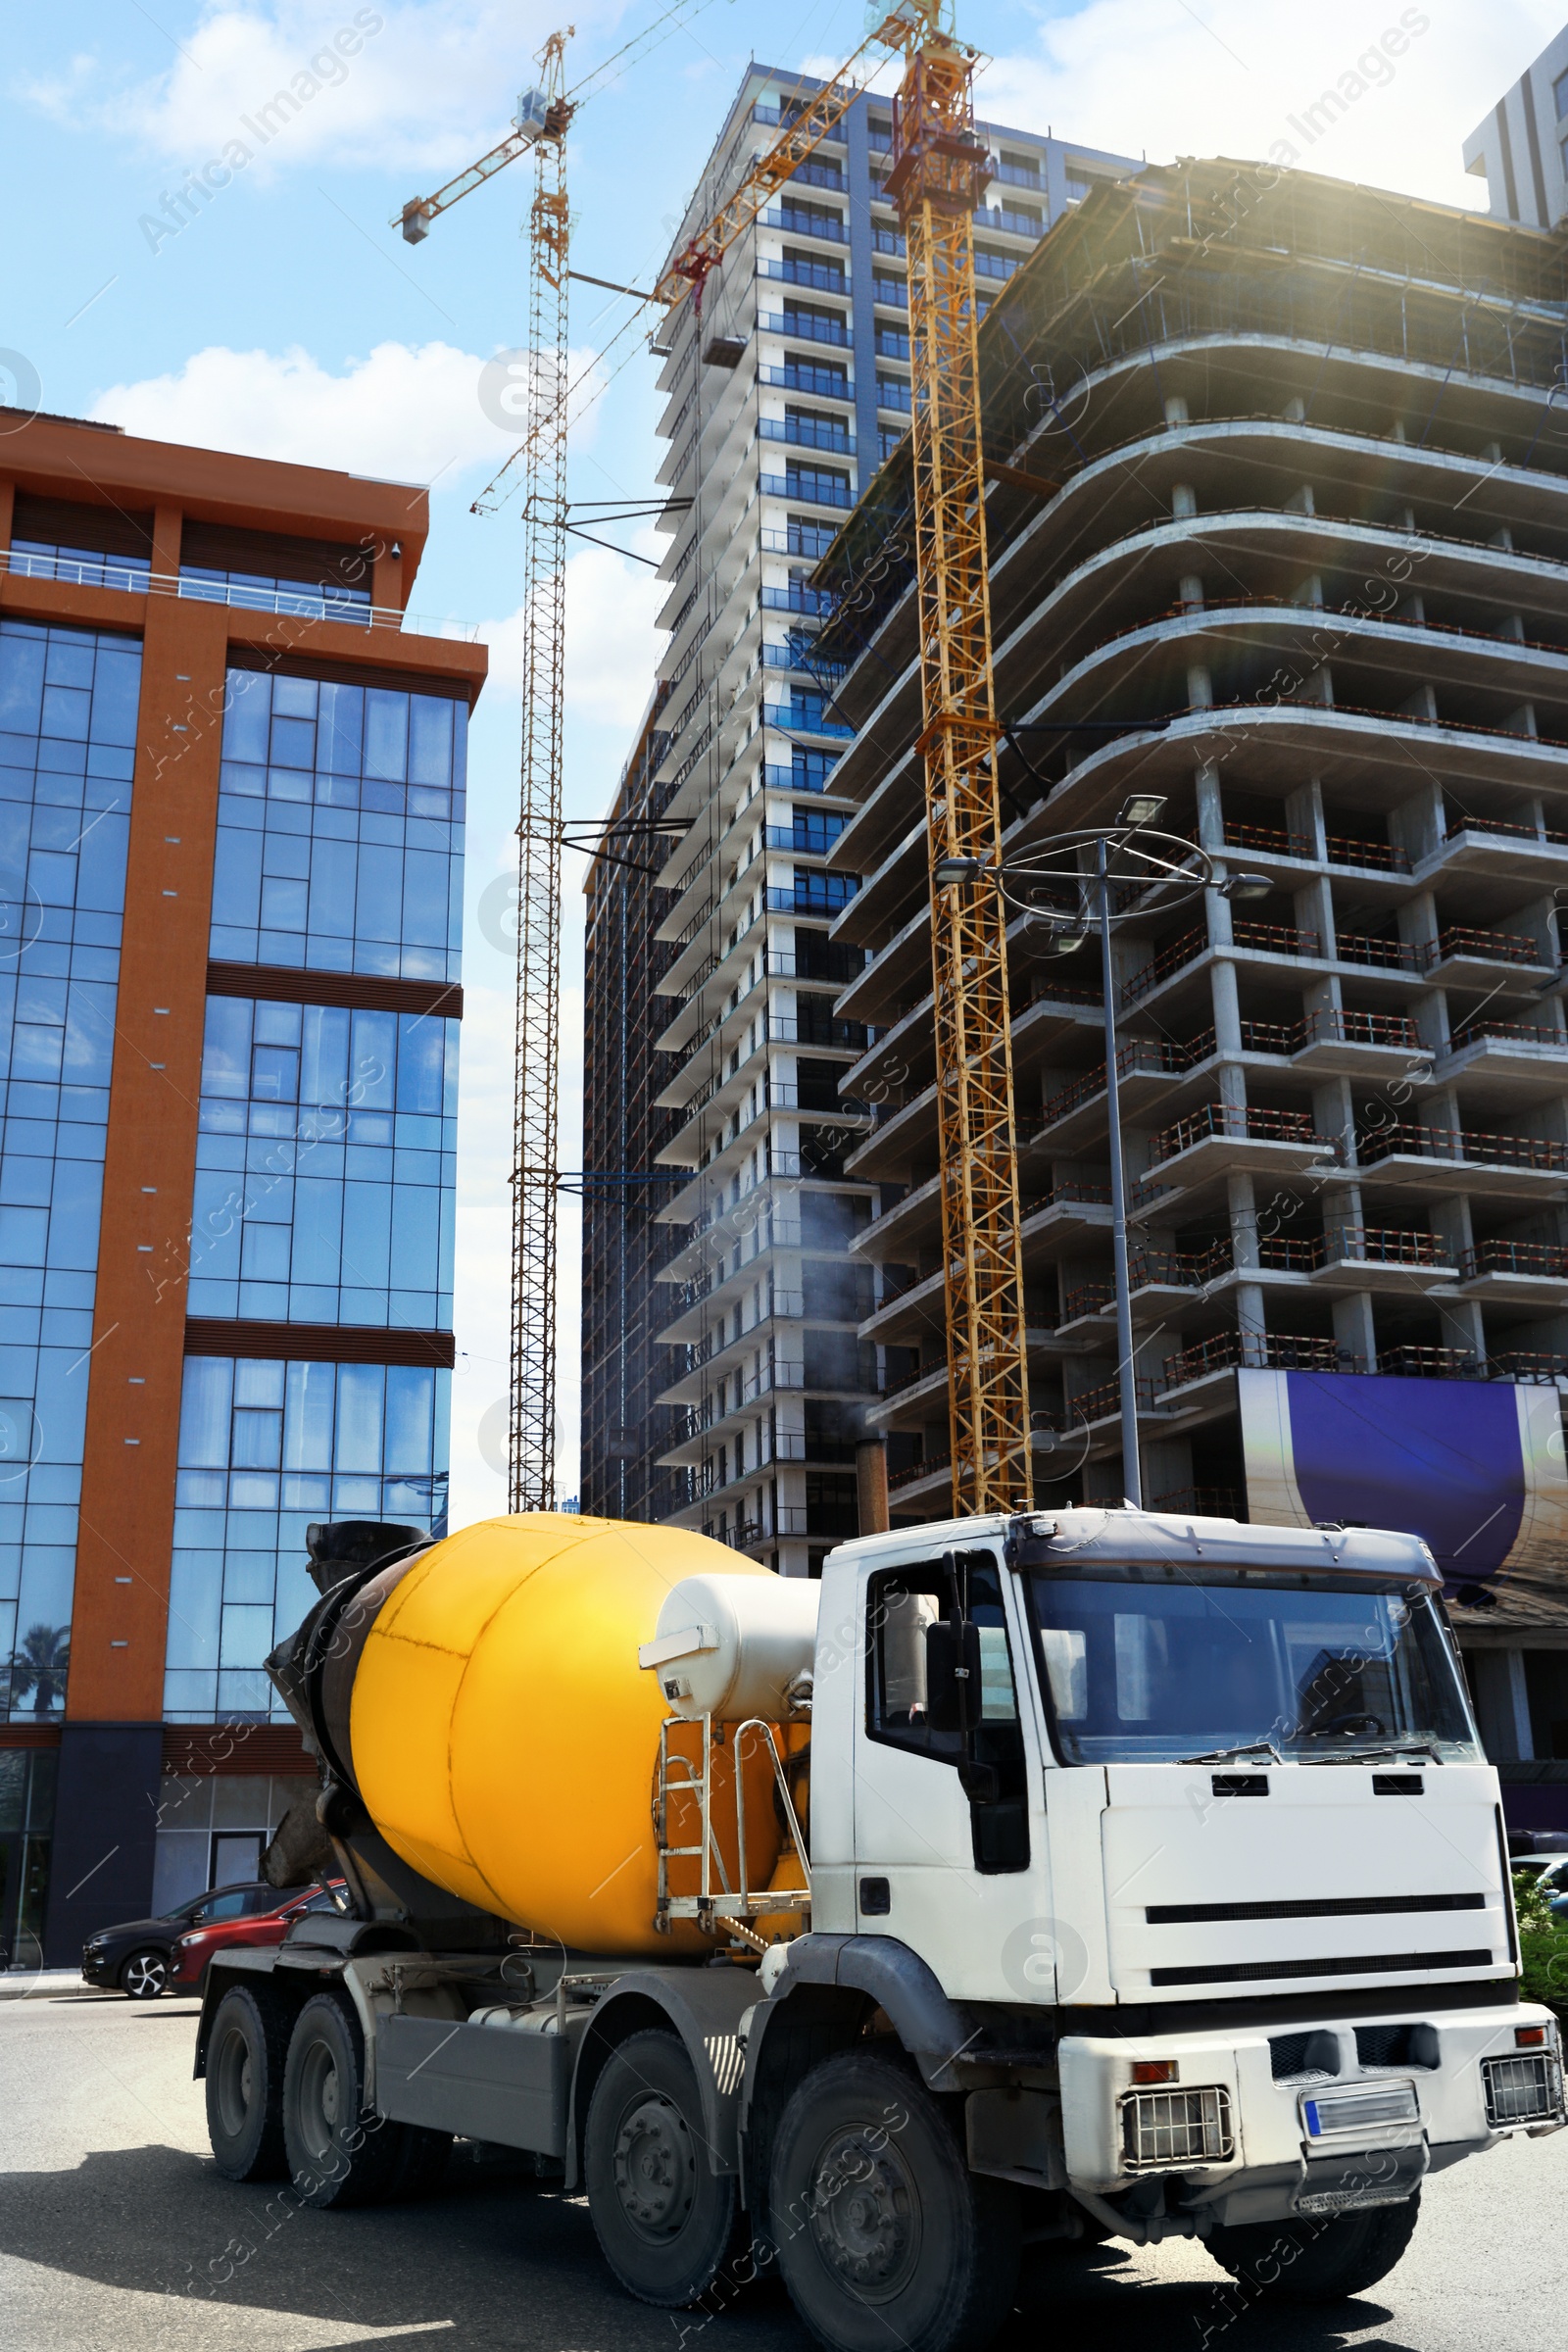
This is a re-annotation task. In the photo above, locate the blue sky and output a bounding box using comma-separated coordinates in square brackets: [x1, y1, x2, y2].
[4, 0, 1556, 1519]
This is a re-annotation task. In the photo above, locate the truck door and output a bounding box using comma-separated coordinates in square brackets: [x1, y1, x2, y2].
[852, 1549, 1053, 2001]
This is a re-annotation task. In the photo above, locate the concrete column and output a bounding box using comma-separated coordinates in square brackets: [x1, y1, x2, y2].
[1210, 958, 1244, 1054]
[1228, 1170, 1259, 1270]
[1389, 779, 1445, 866]
[1332, 1291, 1377, 1372]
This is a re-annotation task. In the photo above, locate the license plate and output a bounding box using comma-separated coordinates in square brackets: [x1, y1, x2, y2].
[1301, 2082, 1419, 2137]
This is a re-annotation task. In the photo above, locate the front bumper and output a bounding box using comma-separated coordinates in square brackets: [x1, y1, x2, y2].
[79, 1949, 116, 1986]
[1060, 1999, 1563, 2228]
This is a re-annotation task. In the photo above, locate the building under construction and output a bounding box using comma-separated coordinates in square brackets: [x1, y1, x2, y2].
[816, 159, 1568, 1824]
[579, 60, 1135, 1571]
[578, 689, 694, 1524]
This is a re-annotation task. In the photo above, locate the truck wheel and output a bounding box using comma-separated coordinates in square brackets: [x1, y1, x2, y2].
[768, 2048, 1018, 2352]
[584, 2029, 742, 2307]
[206, 1984, 290, 2181]
[1205, 2192, 1421, 2301]
[282, 1992, 403, 2210]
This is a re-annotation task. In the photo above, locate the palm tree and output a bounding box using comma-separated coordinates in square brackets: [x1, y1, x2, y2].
[6, 1623, 70, 1715]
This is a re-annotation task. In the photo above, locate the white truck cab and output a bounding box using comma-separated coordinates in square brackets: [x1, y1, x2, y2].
[787, 1511, 1560, 2216]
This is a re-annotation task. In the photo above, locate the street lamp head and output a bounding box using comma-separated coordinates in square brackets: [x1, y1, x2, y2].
[933, 855, 983, 888]
[1033, 920, 1087, 955]
[1219, 871, 1273, 902]
[1116, 793, 1167, 829]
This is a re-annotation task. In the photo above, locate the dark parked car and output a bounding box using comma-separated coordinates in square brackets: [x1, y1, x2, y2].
[80, 1882, 283, 1999]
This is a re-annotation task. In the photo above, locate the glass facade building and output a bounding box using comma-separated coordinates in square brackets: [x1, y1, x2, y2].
[0, 617, 139, 1718]
[0, 419, 487, 1968]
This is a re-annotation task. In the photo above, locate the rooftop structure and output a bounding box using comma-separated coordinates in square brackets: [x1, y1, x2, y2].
[1464, 21, 1568, 229]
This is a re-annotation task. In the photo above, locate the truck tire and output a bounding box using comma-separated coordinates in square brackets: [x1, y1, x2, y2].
[768, 2048, 1018, 2352]
[1205, 2191, 1421, 2301]
[584, 2029, 742, 2307]
[282, 1991, 403, 2210]
[206, 1984, 290, 2182]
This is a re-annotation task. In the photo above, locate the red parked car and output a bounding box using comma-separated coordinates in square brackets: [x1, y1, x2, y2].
[168, 1881, 346, 1990]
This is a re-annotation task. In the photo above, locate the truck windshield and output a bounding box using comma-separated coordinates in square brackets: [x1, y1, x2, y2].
[1025, 1574, 1481, 1765]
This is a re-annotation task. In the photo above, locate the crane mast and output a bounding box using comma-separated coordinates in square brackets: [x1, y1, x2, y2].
[510, 30, 572, 1511]
[886, 13, 1032, 1513]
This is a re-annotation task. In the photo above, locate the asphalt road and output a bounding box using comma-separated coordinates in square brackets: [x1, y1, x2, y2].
[0, 1985, 1561, 2352]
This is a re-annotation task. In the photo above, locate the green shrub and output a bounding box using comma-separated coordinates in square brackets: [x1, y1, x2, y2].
[1513, 1869, 1568, 2011]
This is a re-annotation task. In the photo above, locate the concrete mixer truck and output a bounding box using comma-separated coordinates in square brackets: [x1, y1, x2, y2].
[191, 1505, 1563, 2352]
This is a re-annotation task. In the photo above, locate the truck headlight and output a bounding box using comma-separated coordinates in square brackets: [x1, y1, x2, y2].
[1121, 2083, 1234, 2169]
[1482, 2049, 1565, 2129]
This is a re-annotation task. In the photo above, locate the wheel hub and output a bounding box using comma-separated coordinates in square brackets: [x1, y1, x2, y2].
[808, 2128, 920, 2299]
[612, 2094, 696, 2238]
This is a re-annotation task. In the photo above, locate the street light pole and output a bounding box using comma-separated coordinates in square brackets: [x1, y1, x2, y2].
[1096, 833, 1143, 1507]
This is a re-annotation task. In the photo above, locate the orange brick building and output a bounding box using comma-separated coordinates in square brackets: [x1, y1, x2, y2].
[0, 409, 486, 1969]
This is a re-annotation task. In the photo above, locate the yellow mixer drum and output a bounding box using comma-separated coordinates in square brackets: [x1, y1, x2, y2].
[347, 1513, 781, 1953]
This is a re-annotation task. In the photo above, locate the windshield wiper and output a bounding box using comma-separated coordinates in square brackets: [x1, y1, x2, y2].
[1300, 1742, 1444, 1766]
[1179, 1740, 1284, 1767]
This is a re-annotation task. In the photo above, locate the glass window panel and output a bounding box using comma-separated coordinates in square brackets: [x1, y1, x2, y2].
[318, 682, 364, 773]
[408, 695, 452, 787]
[272, 676, 318, 719]
[202, 998, 253, 1096]
[178, 1359, 233, 1467]
[232, 1359, 285, 1409]
[365, 690, 409, 781]
[283, 1360, 334, 1470]
[383, 1366, 433, 1473]
[350, 1009, 396, 1109]
[222, 672, 271, 762]
[334, 1363, 383, 1471]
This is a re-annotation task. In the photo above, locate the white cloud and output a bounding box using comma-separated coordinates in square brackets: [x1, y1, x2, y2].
[87, 338, 522, 483]
[94, 1, 616, 177]
[480, 531, 665, 729]
[974, 0, 1568, 210]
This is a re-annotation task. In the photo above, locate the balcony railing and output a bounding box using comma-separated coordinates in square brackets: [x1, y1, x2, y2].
[763, 704, 854, 738]
[1257, 1226, 1448, 1270]
[759, 364, 853, 401]
[1460, 1240, 1568, 1279]
[760, 415, 855, 455]
[760, 310, 851, 347]
[1040, 1036, 1191, 1127]
[1431, 924, 1544, 968]
[1377, 1345, 1482, 1380]
[1148, 1102, 1332, 1166]
[1063, 1374, 1157, 1425]
[763, 207, 848, 243]
[760, 257, 848, 295]
[990, 160, 1043, 189]
[760, 473, 854, 509]
[1333, 931, 1420, 972]
[976, 206, 1046, 237]
[1446, 1019, 1567, 1055]
[1329, 834, 1411, 872]
[1444, 814, 1568, 850]
[1356, 1121, 1568, 1172]
[1161, 1331, 1344, 1388]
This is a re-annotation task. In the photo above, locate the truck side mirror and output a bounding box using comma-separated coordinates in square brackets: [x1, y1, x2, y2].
[924, 1616, 982, 1734]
